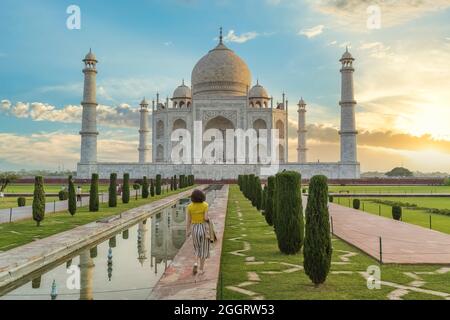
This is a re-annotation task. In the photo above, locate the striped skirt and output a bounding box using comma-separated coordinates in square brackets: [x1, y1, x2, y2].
[192, 223, 210, 259]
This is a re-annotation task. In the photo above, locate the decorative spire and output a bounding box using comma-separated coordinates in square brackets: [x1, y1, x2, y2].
[219, 27, 223, 44]
[182, 78, 185, 86]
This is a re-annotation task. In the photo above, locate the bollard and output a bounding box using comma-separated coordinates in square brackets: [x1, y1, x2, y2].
[430, 215, 432, 229]
[379, 237, 383, 264]
[9, 207, 12, 223]
[53, 200, 56, 213]
[379, 205, 381, 216]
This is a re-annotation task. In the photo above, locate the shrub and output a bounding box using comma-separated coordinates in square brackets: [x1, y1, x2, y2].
[17, 197, 26, 207]
[392, 206, 402, 221]
[249, 174, 256, 204]
[302, 188, 307, 194]
[108, 173, 117, 207]
[142, 176, 149, 199]
[261, 185, 267, 212]
[329, 195, 333, 203]
[173, 175, 178, 190]
[265, 176, 275, 226]
[150, 179, 155, 197]
[273, 171, 304, 254]
[58, 190, 68, 201]
[170, 177, 174, 191]
[32, 176, 45, 227]
[68, 175, 76, 216]
[89, 173, 100, 212]
[238, 175, 243, 190]
[444, 177, 450, 186]
[122, 173, 130, 204]
[155, 174, 162, 195]
[353, 199, 360, 210]
[303, 175, 332, 286]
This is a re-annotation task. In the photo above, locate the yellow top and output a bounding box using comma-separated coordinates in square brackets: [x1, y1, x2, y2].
[187, 202, 209, 224]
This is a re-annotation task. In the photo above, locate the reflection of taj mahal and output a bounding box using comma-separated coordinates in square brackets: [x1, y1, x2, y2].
[77, 30, 360, 179]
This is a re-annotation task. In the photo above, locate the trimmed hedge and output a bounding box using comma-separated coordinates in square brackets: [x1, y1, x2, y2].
[142, 176, 149, 199]
[329, 195, 333, 203]
[68, 175, 76, 216]
[265, 176, 275, 226]
[108, 173, 117, 208]
[58, 190, 68, 201]
[89, 173, 100, 212]
[32, 176, 45, 227]
[122, 173, 130, 204]
[155, 174, 162, 195]
[150, 179, 155, 197]
[392, 206, 402, 221]
[303, 175, 332, 286]
[273, 171, 304, 255]
[353, 199, 360, 210]
[17, 197, 26, 207]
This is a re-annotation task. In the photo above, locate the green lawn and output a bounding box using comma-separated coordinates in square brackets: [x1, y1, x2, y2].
[328, 185, 450, 194]
[3, 183, 109, 194]
[219, 186, 450, 300]
[0, 186, 194, 252]
[334, 197, 450, 234]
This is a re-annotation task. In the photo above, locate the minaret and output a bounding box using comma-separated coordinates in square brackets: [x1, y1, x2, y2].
[339, 47, 358, 163]
[138, 98, 150, 163]
[297, 98, 307, 163]
[80, 49, 98, 164]
[79, 250, 95, 300]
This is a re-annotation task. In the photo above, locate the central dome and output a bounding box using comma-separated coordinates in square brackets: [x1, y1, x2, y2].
[191, 41, 251, 97]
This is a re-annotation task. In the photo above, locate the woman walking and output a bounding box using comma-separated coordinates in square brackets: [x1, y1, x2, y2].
[186, 189, 210, 275]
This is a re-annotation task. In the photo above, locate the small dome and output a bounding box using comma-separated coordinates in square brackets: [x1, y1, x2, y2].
[298, 97, 306, 105]
[249, 82, 269, 99]
[84, 49, 97, 62]
[172, 81, 192, 99]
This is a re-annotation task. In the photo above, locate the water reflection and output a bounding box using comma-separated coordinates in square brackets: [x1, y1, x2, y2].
[0, 197, 196, 300]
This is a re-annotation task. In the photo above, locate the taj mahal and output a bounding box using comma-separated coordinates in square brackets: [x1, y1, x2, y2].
[77, 30, 360, 180]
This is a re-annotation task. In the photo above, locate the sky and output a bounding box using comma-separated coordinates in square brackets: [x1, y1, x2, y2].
[0, 0, 450, 173]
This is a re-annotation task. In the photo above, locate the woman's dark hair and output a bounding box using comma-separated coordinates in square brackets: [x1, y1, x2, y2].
[191, 189, 206, 203]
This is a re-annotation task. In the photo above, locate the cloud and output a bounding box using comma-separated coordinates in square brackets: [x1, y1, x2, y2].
[298, 25, 325, 38]
[222, 30, 259, 43]
[309, 0, 450, 29]
[0, 100, 141, 128]
[0, 132, 139, 170]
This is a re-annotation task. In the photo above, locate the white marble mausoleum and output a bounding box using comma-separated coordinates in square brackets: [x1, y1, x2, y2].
[77, 31, 360, 180]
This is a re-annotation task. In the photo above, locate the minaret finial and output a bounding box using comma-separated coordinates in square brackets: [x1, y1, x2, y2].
[182, 78, 185, 85]
[219, 27, 223, 44]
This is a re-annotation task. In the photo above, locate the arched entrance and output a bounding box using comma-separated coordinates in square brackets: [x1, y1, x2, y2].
[204, 116, 235, 163]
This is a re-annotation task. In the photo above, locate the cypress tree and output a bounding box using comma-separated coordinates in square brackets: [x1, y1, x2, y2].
[179, 175, 185, 188]
[68, 175, 76, 216]
[261, 184, 267, 212]
[255, 176, 262, 210]
[155, 174, 162, 195]
[108, 173, 117, 207]
[122, 173, 130, 204]
[89, 173, 99, 212]
[353, 199, 360, 210]
[142, 176, 149, 199]
[32, 176, 45, 227]
[303, 175, 332, 286]
[273, 171, 304, 254]
[150, 179, 155, 197]
[265, 176, 275, 226]
[174, 175, 178, 190]
[170, 177, 174, 191]
[249, 174, 256, 204]
[238, 175, 243, 191]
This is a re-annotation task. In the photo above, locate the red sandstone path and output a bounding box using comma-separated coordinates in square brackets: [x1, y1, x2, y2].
[329, 203, 450, 264]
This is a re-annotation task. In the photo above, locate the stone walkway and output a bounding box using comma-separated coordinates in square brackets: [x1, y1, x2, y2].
[329, 202, 450, 264]
[148, 185, 229, 300]
[0, 187, 202, 289]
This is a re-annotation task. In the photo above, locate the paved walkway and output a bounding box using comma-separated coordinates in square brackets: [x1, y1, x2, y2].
[0, 194, 109, 224]
[330, 193, 450, 198]
[148, 185, 229, 300]
[329, 202, 450, 264]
